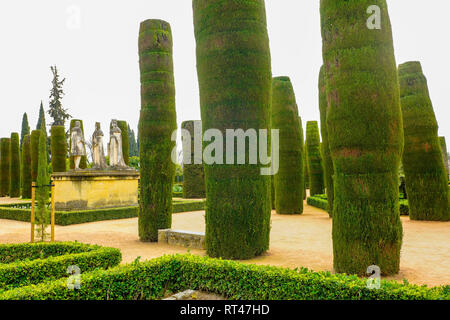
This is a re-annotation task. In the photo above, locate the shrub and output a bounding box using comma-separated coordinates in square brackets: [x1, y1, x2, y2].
[0, 254, 447, 300]
[398, 62, 449, 221]
[9, 133, 21, 197]
[21, 135, 32, 198]
[0, 138, 11, 197]
[271, 77, 304, 214]
[193, 0, 272, 259]
[181, 120, 205, 199]
[306, 121, 324, 196]
[138, 19, 177, 241]
[30, 130, 40, 181]
[69, 119, 87, 170]
[318, 66, 334, 217]
[321, 0, 403, 275]
[0, 242, 121, 292]
[50, 126, 67, 173]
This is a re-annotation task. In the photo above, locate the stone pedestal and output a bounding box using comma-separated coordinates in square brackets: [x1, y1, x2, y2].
[52, 170, 139, 211]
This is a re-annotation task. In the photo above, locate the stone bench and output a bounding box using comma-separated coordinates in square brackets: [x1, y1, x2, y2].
[158, 229, 205, 250]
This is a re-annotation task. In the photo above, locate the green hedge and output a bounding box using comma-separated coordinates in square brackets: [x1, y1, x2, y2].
[21, 135, 32, 198]
[0, 254, 447, 300]
[0, 200, 205, 225]
[193, 0, 272, 260]
[306, 121, 324, 196]
[51, 126, 67, 173]
[30, 130, 40, 181]
[9, 133, 21, 197]
[0, 242, 121, 292]
[0, 138, 11, 196]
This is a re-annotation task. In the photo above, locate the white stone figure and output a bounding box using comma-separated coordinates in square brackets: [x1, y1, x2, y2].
[92, 122, 107, 170]
[109, 119, 127, 168]
[70, 120, 86, 170]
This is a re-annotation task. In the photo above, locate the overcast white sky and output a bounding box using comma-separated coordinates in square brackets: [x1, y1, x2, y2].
[0, 0, 449, 148]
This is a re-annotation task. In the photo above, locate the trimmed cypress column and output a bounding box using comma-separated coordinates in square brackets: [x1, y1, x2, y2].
[272, 77, 304, 214]
[30, 130, 40, 182]
[69, 119, 87, 169]
[138, 19, 177, 241]
[0, 138, 11, 196]
[9, 133, 21, 197]
[306, 121, 324, 196]
[399, 61, 449, 221]
[50, 126, 67, 173]
[321, 0, 403, 275]
[21, 135, 32, 199]
[193, 0, 272, 259]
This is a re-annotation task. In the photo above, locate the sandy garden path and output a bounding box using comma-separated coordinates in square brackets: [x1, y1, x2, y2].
[0, 200, 449, 287]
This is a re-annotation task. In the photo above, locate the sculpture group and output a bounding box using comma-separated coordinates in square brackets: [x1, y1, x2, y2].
[70, 119, 129, 170]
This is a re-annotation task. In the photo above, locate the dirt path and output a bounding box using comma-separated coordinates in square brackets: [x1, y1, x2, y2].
[0, 202, 449, 287]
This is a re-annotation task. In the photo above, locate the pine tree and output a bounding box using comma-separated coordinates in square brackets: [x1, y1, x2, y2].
[20, 113, 30, 150]
[193, 0, 272, 259]
[321, 0, 403, 275]
[48, 66, 71, 127]
[21, 135, 32, 199]
[35, 127, 50, 241]
[9, 133, 21, 197]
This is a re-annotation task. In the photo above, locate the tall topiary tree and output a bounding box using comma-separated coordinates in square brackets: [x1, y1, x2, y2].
[271, 77, 304, 214]
[35, 127, 50, 241]
[21, 135, 32, 199]
[181, 120, 206, 199]
[193, 0, 272, 259]
[30, 130, 41, 182]
[0, 138, 11, 197]
[36, 102, 47, 133]
[50, 126, 67, 173]
[69, 119, 87, 169]
[439, 137, 449, 177]
[9, 133, 21, 197]
[118, 121, 129, 166]
[306, 121, 324, 196]
[303, 143, 308, 199]
[398, 62, 449, 221]
[318, 66, 334, 217]
[20, 113, 30, 150]
[138, 19, 177, 242]
[321, 0, 404, 275]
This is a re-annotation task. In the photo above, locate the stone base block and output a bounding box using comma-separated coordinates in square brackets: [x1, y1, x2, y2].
[158, 229, 205, 249]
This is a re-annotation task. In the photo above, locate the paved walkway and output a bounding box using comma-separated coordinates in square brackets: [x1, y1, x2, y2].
[0, 201, 449, 287]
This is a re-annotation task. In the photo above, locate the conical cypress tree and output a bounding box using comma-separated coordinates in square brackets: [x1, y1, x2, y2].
[138, 19, 177, 241]
[30, 130, 40, 182]
[118, 121, 129, 166]
[50, 126, 67, 173]
[36, 127, 50, 241]
[0, 138, 11, 197]
[193, 0, 272, 259]
[318, 66, 334, 217]
[21, 135, 32, 199]
[181, 120, 206, 199]
[9, 133, 21, 197]
[321, 0, 403, 275]
[36, 102, 47, 133]
[20, 113, 30, 150]
[69, 119, 87, 169]
[306, 121, 324, 196]
[272, 77, 304, 214]
[439, 137, 449, 177]
[398, 62, 449, 221]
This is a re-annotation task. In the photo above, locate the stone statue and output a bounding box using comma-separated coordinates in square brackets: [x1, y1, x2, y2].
[109, 119, 127, 168]
[92, 122, 107, 170]
[70, 121, 86, 170]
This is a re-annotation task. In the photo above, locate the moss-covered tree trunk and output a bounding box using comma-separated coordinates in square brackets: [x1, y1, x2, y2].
[50, 126, 67, 173]
[69, 119, 87, 170]
[321, 0, 404, 275]
[306, 121, 324, 196]
[193, 0, 272, 259]
[0, 138, 11, 197]
[399, 62, 449, 221]
[30, 130, 41, 182]
[181, 120, 205, 199]
[272, 77, 304, 214]
[9, 133, 21, 197]
[21, 135, 32, 199]
[318, 66, 334, 217]
[138, 19, 177, 242]
[439, 137, 449, 177]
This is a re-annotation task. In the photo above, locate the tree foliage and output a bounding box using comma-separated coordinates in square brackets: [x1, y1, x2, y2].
[48, 66, 71, 127]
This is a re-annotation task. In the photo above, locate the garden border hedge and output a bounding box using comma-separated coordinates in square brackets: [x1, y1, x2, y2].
[0, 254, 447, 300]
[0, 200, 206, 225]
[0, 242, 121, 292]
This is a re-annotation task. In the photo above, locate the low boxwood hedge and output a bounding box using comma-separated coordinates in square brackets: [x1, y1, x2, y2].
[0, 200, 206, 225]
[0, 242, 121, 292]
[0, 254, 447, 300]
[308, 195, 410, 216]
